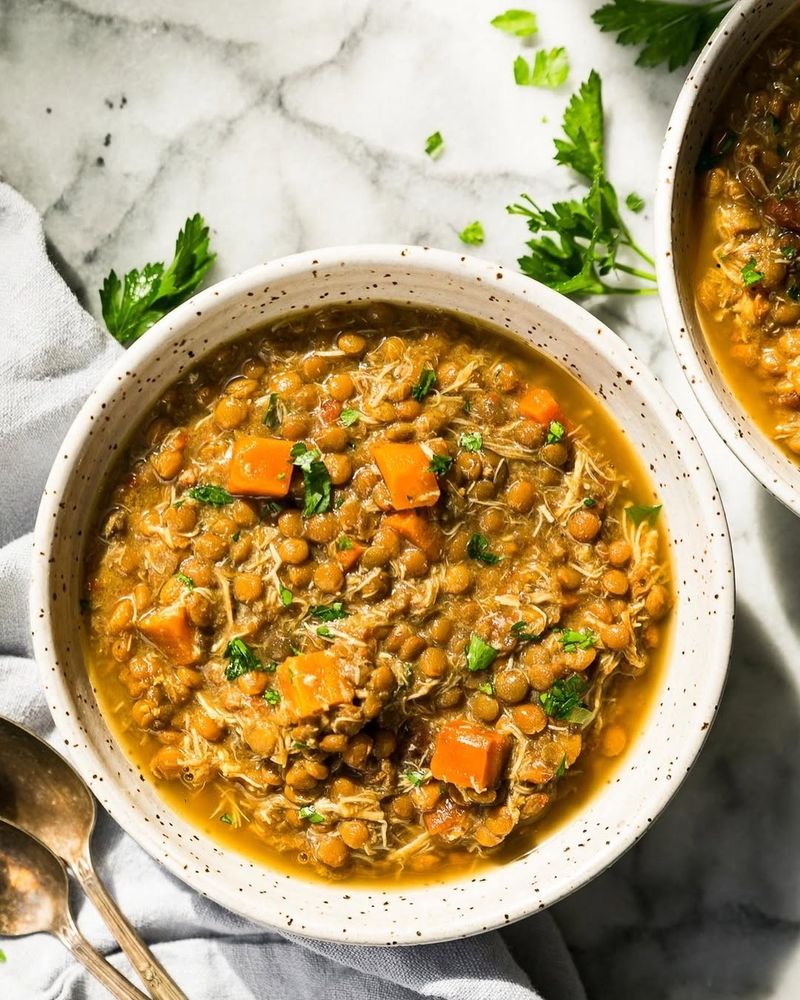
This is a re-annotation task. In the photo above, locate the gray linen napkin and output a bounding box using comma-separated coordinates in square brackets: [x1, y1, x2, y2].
[0, 181, 585, 1000]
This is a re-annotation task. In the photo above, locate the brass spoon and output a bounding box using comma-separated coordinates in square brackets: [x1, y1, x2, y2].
[0, 818, 147, 999]
[0, 717, 186, 1000]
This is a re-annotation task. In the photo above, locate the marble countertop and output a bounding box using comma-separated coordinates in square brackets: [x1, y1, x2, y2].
[3, 0, 800, 996]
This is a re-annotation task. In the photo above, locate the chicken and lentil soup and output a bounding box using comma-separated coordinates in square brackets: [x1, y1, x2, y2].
[84, 302, 672, 882]
[695, 11, 800, 459]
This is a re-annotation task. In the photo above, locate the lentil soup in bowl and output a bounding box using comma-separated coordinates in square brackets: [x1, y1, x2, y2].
[32, 246, 732, 944]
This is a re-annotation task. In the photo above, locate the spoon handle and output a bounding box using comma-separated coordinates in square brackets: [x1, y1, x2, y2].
[58, 918, 149, 1000]
[75, 853, 188, 1000]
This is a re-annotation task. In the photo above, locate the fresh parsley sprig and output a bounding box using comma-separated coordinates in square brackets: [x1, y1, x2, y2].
[290, 443, 332, 516]
[100, 214, 215, 346]
[508, 71, 657, 298]
[591, 0, 731, 72]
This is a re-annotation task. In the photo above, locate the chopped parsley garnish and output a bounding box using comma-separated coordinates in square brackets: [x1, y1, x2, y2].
[336, 536, 354, 551]
[696, 129, 737, 172]
[405, 768, 430, 787]
[478, 680, 495, 696]
[558, 628, 599, 653]
[263, 688, 281, 705]
[741, 257, 764, 287]
[459, 221, 485, 246]
[224, 638, 274, 681]
[175, 573, 194, 590]
[464, 399, 472, 414]
[279, 585, 293, 607]
[625, 192, 645, 213]
[546, 420, 565, 444]
[262, 392, 280, 430]
[290, 442, 332, 516]
[459, 431, 483, 452]
[510, 620, 540, 643]
[340, 408, 361, 427]
[591, 0, 731, 72]
[789, 285, 800, 302]
[220, 813, 234, 825]
[508, 71, 656, 298]
[540, 674, 592, 722]
[309, 601, 349, 622]
[263, 500, 284, 516]
[425, 131, 444, 159]
[428, 453, 454, 476]
[781, 246, 797, 260]
[514, 48, 570, 89]
[0, 947, 6, 962]
[411, 368, 437, 402]
[625, 502, 662, 525]
[299, 805, 326, 824]
[99, 213, 215, 346]
[186, 484, 233, 506]
[490, 8, 538, 37]
[467, 533, 502, 565]
[232, 531, 240, 542]
[316, 625, 332, 637]
[583, 497, 597, 507]
[465, 633, 499, 672]
[555, 753, 568, 778]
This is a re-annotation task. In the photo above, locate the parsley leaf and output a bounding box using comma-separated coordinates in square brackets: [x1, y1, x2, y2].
[340, 408, 361, 427]
[309, 601, 349, 622]
[625, 502, 662, 525]
[583, 497, 597, 507]
[220, 813, 234, 825]
[515, 48, 570, 88]
[591, 0, 731, 72]
[508, 71, 656, 298]
[175, 573, 194, 590]
[465, 633, 499, 672]
[263, 688, 281, 705]
[467, 533, 502, 565]
[459, 431, 483, 452]
[459, 220, 485, 246]
[490, 9, 538, 37]
[781, 246, 797, 260]
[290, 442, 332, 516]
[555, 753, 568, 778]
[478, 680, 495, 696]
[411, 368, 437, 402]
[626, 192, 645, 213]
[558, 628, 599, 653]
[546, 420, 565, 444]
[789, 285, 800, 302]
[510, 620, 541, 643]
[741, 257, 764, 287]
[696, 129, 737, 172]
[224, 638, 275, 681]
[279, 585, 293, 607]
[299, 805, 326, 824]
[263, 392, 281, 430]
[425, 131, 444, 159]
[540, 674, 592, 722]
[405, 768, 430, 787]
[428, 453, 454, 476]
[187, 484, 233, 507]
[336, 536, 353, 551]
[100, 214, 215, 346]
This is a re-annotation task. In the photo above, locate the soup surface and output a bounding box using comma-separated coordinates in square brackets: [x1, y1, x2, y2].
[84, 303, 672, 882]
[694, 11, 800, 459]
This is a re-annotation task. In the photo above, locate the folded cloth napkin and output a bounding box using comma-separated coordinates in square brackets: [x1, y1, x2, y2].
[0, 181, 585, 1000]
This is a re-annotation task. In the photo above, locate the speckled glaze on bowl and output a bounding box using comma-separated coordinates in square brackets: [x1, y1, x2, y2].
[656, 0, 800, 514]
[31, 246, 733, 945]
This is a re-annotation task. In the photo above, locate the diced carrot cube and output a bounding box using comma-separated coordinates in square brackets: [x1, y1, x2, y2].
[137, 604, 199, 666]
[430, 719, 510, 792]
[371, 442, 440, 511]
[384, 510, 442, 560]
[227, 436, 294, 497]
[336, 541, 365, 573]
[275, 651, 353, 722]
[518, 386, 563, 425]
[424, 797, 471, 838]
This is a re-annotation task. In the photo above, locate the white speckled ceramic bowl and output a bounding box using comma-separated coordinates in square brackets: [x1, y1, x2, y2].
[656, 0, 800, 514]
[31, 246, 733, 944]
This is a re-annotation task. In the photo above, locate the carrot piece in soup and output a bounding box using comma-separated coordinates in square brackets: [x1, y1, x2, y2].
[518, 386, 563, 425]
[424, 797, 471, 838]
[227, 436, 294, 497]
[430, 719, 510, 792]
[275, 651, 353, 721]
[371, 442, 440, 510]
[336, 541, 365, 573]
[385, 510, 442, 560]
[137, 604, 199, 665]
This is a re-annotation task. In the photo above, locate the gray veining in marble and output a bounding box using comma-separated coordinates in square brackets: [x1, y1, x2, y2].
[2, 1, 800, 997]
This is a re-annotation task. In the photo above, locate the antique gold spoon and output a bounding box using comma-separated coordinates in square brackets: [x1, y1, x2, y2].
[0, 818, 147, 999]
[0, 717, 186, 1000]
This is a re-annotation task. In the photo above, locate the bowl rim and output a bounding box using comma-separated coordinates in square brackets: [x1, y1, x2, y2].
[30, 244, 734, 944]
[654, 0, 800, 515]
